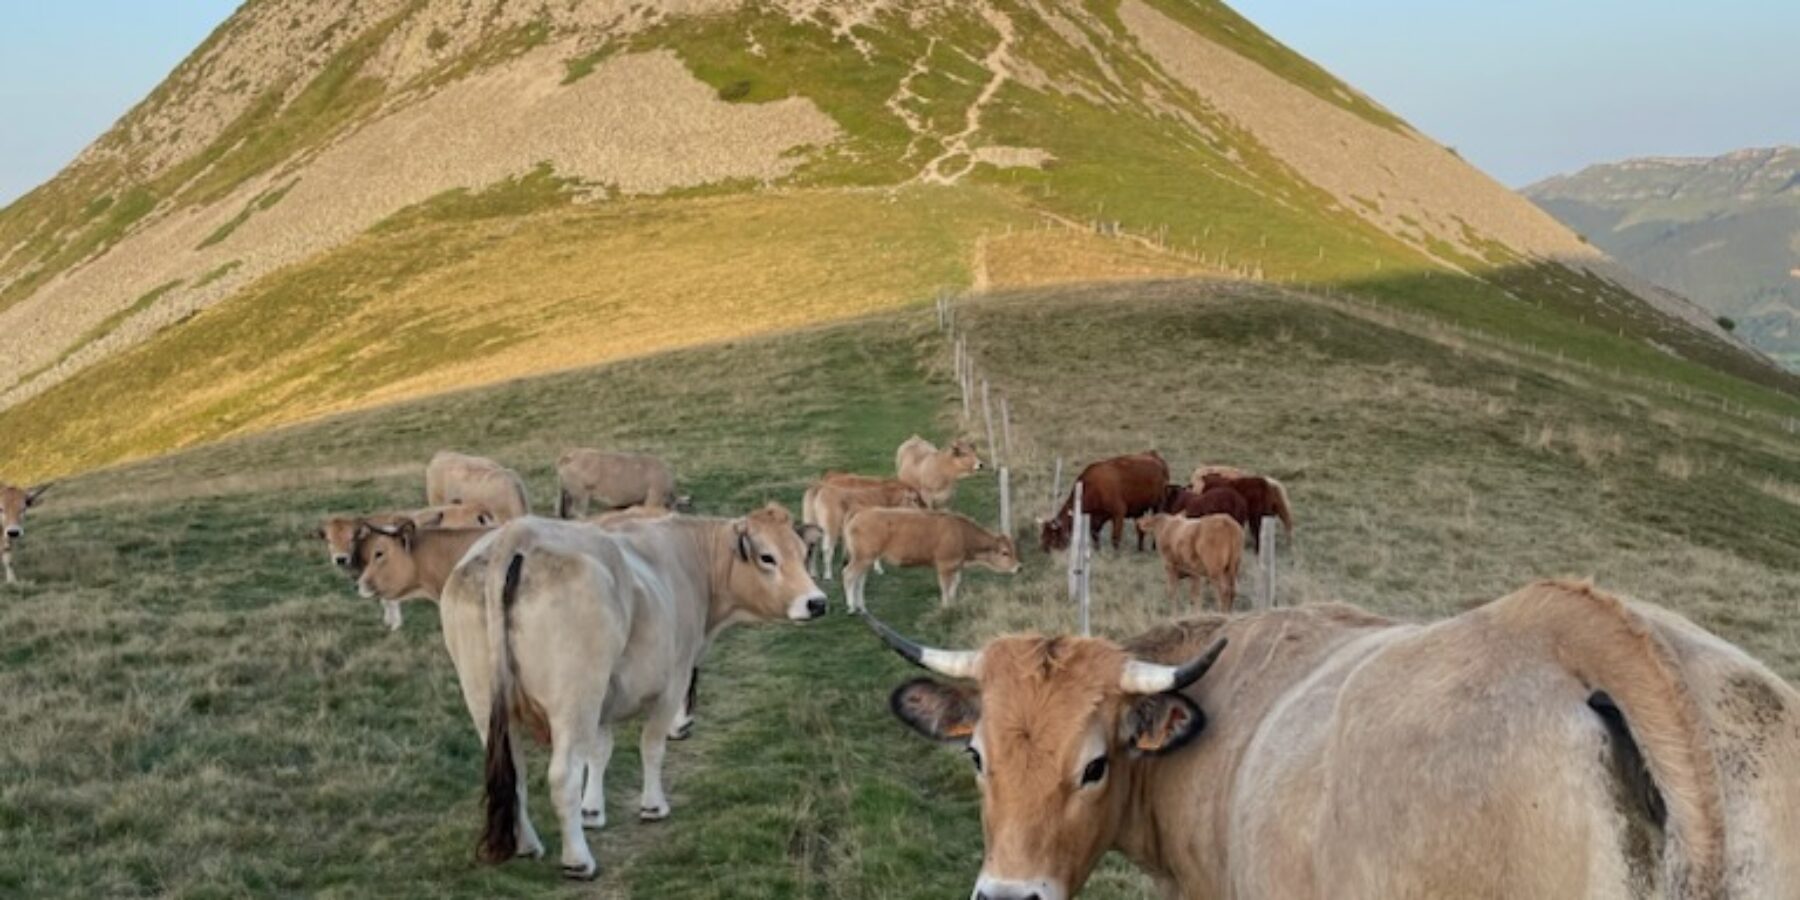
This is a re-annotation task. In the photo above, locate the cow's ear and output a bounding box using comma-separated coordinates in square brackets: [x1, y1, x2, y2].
[398, 520, 418, 552]
[890, 678, 980, 744]
[25, 483, 51, 506]
[477, 512, 495, 527]
[1121, 693, 1206, 757]
[735, 523, 753, 562]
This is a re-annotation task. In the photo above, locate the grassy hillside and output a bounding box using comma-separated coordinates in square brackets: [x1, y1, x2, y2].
[4, 0, 1793, 482]
[5, 284, 1797, 897]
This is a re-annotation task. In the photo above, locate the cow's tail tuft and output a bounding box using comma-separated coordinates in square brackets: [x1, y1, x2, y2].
[478, 552, 527, 863]
[557, 488, 574, 520]
[1496, 580, 1726, 898]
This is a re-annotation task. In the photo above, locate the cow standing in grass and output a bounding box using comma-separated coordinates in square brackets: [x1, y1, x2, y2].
[314, 504, 494, 630]
[1138, 512, 1242, 612]
[1190, 468, 1293, 552]
[841, 508, 1019, 611]
[425, 451, 532, 520]
[867, 579, 1800, 899]
[1040, 452, 1168, 552]
[556, 449, 683, 518]
[0, 482, 50, 584]
[895, 436, 983, 508]
[448, 505, 827, 879]
[801, 474, 924, 579]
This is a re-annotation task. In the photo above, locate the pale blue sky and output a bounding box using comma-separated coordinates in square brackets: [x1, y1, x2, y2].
[1, 1, 1795, 205]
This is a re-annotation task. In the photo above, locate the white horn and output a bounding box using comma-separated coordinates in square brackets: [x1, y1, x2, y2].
[1119, 638, 1229, 694]
[862, 611, 983, 680]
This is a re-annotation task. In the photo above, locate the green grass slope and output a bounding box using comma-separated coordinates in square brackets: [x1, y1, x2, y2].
[3, 0, 1794, 483]
[4, 284, 1797, 897]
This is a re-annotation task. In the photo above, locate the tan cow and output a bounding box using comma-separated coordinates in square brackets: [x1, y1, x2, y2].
[443, 505, 826, 878]
[800, 476, 924, 580]
[841, 508, 1019, 611]
[1187, 463, 1247, 485]
[0, 481, 51, 584]
[425, 451, 531, 520]
[869, 580, 1800, 899]
[314, 504, 494, 630]
[895, 435, 982, 508]
[555, 449, 683, 518]
[1137, 512, 1242, 613]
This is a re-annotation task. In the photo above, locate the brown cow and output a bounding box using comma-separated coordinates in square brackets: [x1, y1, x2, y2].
[1039, 452, 1168, 552]
[556, 449, 684, 518]
[867, 580, 1800, 899]
[1137, 513, 1242, 612]
[1161, 484, 1248, 525]
[801, 476, 924, 580]
[1194, 472, 1294, 552]
[314, 504, 494, 630]
[425, 451, 531, 520]
[895, 436, 983, 508]
[841, 508, 1019, 611]
[0, 481, 51, 585]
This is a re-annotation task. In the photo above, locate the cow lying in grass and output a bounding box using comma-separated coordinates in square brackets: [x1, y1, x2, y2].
[841, 508, 1019, 611]
[1138, 512, 1243, 613]
[0, 481, 50, 585]
[450, 505, 826, 879]
[867, 580, 1800, 899]
[314, 504, 493, 629]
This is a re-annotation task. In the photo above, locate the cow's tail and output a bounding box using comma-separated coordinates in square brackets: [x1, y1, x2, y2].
[1266, 477, 1295, 538]
[1496, 580, 1726, 898]
[478, 551, 529, 863]
[557, 488, 574, 520]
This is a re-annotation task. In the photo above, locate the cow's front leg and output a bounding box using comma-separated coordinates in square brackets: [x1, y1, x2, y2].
[936, 566, 961, 607]
[2, 550, 13, 585]
[581, 725, 614, 830]
[382, 600, 403, 631]
[638, 697, 681, 821]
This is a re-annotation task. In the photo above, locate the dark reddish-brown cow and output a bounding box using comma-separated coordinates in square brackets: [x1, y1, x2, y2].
[1161, 484, 1249, 525]
[1195, 473, 1294, 552]
[1039, 452, 1169, 552]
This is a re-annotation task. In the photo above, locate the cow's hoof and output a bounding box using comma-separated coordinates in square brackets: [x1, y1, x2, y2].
[668, 720, 694, 742]
[639, 804, 670, 822]
[518, 842, 545, 859]
[581, 808, 606, 830]
[562, 862, 600, 881]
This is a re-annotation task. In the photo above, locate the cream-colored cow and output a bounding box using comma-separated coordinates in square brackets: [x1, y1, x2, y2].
[314, 504, 493, 630]
[1137, 512, 1243, 612]
[0, 481, 50, 584]
[425, 451, 531, 521]
[555, 449, 682, 518]
[894, 436, 982, 509]
[870, 580, 1800, 899]
[841, 508, 1019, 611]
[800, 475, 923, 580]
[444, 505, 826, 879]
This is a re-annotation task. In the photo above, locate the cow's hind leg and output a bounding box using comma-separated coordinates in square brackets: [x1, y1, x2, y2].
[580, 725, 614, 830]
[637, 695, 683, 822]
[820, 531, 836, 582]
[843, 559, 873, 612]
[550, 715, 603, 879]
[668, 667, 698, 741]
[382, 599, 403, 631]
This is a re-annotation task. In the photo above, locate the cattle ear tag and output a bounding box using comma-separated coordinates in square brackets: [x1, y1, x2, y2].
[1125, 693, 1206, 757]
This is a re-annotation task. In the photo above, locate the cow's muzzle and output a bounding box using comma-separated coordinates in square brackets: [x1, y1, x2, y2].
[973, 876, 1064, 900]
[790, 591, 828, 621]
[3, 527, 21, 540]
[332, 554, 352, 568]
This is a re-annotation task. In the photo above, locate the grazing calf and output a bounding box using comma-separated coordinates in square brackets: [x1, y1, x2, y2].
[0, 482, 51, 584]
[457, 506, 826, 878]
[1040, 451, 1169, 552]
[1193, 471, 1294, 552]
[1162, 484, 1249, 524]
[1138, 513, 1243, 612]
[426, 451, 531, 520]
[841, 508, 1020, 611]
[314, 504, 494, 629]
[801, 476, 924, 580]
[556, 449, 683, 518]
[895, 436, 983, 508]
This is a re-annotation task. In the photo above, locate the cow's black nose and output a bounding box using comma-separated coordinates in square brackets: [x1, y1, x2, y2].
[4, 528, 20, 539]
[806, 596, 827, 618]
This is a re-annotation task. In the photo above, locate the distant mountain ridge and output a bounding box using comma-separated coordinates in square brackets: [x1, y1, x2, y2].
[1526, 147, 1800, 368]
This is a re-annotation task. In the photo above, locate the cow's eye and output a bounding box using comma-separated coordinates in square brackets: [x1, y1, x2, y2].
[374, 550, 385, 560]
[967, 746, 983, 774]
[1080, 755, 1109, 787]
[759, 552, 777, 567]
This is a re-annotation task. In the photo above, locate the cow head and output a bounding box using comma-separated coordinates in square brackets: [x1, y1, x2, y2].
[725, 503, 827, 622]
[1037, 512, 1073, 553]
[354, 520, 420, 600]
[972, 535, 1022, 575]
[1136, 513, 1172, 541]
[1, 482, 50, 543]
[866, 613, 1226, 900]
[950, 440, 984, 476]
[314, 516, 364, 569]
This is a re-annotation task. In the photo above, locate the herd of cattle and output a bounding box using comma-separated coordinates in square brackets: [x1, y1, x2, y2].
[4, 433, 1799, 898]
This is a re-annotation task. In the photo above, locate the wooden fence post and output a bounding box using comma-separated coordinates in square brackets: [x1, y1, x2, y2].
[1256, 517, 1276, 609]
[999, 465, 1012, 538]
[981, 379, 998, 466]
